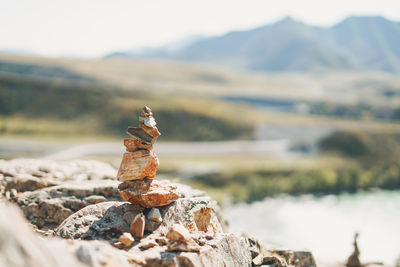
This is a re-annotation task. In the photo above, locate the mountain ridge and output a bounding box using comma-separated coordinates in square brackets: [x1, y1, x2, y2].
[109, 16, 400, 72]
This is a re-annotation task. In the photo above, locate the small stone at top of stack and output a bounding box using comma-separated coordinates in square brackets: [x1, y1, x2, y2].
[126, 106, 161, 151]
[117, 106, 161, 181]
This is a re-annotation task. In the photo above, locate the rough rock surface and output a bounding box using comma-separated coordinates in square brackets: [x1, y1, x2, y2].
[55, 201, 143, 241]
[130, 213, 145, 239]
[13, 180, 121, 229]
[0, 202, 86, 267]
[0, 159, 116, 193]
[55, 181, 224, 241]
[117, 151, 159, 181]
[118, 179, 179, 208]
[0, 159, 317, 267]
[118, 232, 135, 247]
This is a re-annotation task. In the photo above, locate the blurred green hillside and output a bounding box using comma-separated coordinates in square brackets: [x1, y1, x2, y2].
[2, 53, 400, 202]
[0, 54, 259, 140]
[2, 52, 400, 140]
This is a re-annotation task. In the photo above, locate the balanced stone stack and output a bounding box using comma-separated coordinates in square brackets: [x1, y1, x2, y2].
[117, 106, 179, 216]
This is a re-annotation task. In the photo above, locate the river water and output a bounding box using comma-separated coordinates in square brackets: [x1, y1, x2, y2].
[224, 190, 400, 266]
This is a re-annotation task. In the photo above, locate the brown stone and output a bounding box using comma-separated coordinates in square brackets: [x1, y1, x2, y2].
[127, 127, 153, 144]
[130, 213, 145, 239]
[141, 106, 153, 117]
[118, 179, 179, 208]
[117, 150, 159, 181]
[123, 139, 138, 152]
[193, 207, 212, 232]
[139, 124, 161, 138]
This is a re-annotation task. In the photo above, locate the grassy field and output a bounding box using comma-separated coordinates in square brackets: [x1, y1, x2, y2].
[2, 52, 400, 203]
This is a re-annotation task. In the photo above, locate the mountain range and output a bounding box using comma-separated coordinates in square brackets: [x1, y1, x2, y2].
[109, 16, 400, 72]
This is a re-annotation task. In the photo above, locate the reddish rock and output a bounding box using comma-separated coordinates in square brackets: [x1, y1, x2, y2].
[118, 179, 179, 208]
[117, 150, 159, 181]
[132, 139, 153, 150]
[130, 213, 145, 239]
[193, 207, 212, 232]
[123, 139, 138, 152]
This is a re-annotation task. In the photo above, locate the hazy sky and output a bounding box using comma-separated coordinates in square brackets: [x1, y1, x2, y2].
[1, 0, 400, 57]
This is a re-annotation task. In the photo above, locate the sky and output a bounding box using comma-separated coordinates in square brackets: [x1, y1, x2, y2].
[1, 0, 400, 58]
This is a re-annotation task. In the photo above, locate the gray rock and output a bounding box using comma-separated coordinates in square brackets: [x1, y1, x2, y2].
[146, 208, 162, 223]
[0, 202, 85, 267]
[55, 201, 143, 241]
[2, 158, 317, 267]
[155, 197, 224, 235]
[0, 159, 117, 194]
[74, 241, 131, 267]
[271, 250, 316, 267]
[13, 180, 121, 229]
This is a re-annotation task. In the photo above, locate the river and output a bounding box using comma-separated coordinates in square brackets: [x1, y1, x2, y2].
[224, 190, 400, 266]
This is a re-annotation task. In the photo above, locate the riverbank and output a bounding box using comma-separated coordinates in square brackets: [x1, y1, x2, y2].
[224, 189, 400, 266]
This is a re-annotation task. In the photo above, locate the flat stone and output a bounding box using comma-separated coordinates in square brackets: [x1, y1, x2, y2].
[117, 150, 159, 181]
[166, 224, 190, 242]
[130, 213, 145, 239]
[118, 179, 179, 208]
[139, 124, 161, 138]
[118, 232, 135, 247]
[127, 127, 153, 144]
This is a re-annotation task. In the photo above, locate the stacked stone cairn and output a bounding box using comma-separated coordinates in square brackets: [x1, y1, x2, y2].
[116, 106, 179, 240]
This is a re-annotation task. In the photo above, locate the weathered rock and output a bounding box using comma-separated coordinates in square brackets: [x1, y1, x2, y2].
[138, 238, 158, 249]
[118, 179, 179, 208]
[129, 233, 254, 267]
[123, 139, 138, 152]
[271, 250, 316, 267]
[166, 224, 190, 243]
[13, 180, 121, 229]
[127, 127, 154, 146]
[1, 158, 318, 267]
[55, 183, 224, 241]
[3, 174, 59, 192]
[131, 213, 145, 239]
[165, 223, 201, 252]
[0, 159, 117, 195]
[139, 124, 161, 138]
[144, 219, 161, 232]
[146, 208, 162, 223]
[55, 201, 143, 241]
[118, 232, 134, 247]
[117, 151, 159, 181]
[156, 197, 224, 234]
[70, 240, 132, 267]
[0, 202, 85, 267]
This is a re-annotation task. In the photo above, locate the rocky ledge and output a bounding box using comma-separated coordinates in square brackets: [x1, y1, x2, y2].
[0, 158, 316, 267]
